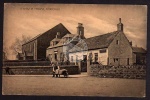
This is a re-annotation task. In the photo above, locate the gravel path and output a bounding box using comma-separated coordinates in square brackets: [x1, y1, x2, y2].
[2, 73, 145, 97]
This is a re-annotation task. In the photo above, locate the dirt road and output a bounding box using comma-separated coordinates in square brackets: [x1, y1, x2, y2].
[2, 73, 145, 97]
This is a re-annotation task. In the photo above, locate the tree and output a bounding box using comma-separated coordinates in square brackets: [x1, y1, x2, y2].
[9, 35, 31, 55]
[3, 46, 9, 60]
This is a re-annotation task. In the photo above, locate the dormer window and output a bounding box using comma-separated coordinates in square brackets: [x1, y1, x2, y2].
[56, 41, 58, 44]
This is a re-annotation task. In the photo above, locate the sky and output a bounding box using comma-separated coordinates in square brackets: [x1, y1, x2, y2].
[3, 3, 147, 60]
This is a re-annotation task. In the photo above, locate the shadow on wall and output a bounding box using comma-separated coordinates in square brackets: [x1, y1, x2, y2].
[2, 65, 80, 75]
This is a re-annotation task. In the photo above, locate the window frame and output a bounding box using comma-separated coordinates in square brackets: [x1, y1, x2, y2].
[94, 53, 98, 62]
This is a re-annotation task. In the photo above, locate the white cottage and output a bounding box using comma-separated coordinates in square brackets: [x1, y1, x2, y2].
[69, 18, 135, 66]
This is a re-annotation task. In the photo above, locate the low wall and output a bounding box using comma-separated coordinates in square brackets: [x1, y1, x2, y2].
[2, 65, 80, 75]
[3, 61, 75, 66]
[89, 64, 146, 79]
[3, 61, 50, 66]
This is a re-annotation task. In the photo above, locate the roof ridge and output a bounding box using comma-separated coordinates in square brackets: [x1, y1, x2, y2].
[86, 31, 118, 40]
[22, 23, 67, 45]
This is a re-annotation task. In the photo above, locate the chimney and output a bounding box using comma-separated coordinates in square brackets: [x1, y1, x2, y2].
[77, 23, 84, 39]
[56, 32, 60, 38]
[117, 18, 123, 31]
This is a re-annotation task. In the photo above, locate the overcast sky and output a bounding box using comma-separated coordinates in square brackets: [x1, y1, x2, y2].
[3, 3, 147, 60]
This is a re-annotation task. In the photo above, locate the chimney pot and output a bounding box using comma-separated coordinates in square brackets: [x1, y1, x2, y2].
[117, 18, 123, 31]
[78, 23, 83, 27]
[56, 32, 60, 38]
[119, 18, 121, 23]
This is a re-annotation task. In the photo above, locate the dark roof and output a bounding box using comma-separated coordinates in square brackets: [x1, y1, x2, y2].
[23, 33, 42, 44]
[69, 31, 119, 52]
[23, 23, 70, 45]
[132, 47, 146, 53]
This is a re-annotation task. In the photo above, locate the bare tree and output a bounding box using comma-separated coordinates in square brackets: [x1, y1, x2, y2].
[9, 35, 31, 55]
[3, 46, 9, 60]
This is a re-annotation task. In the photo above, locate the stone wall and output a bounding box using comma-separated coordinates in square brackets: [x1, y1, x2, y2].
[88, 64, 146, 79]
[2, 65, 80, 75]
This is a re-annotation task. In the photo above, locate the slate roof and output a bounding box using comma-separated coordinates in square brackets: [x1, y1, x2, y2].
[22, 23, 71, 45]
[69, 31, 119, 52]
[132, 47, 146, 53]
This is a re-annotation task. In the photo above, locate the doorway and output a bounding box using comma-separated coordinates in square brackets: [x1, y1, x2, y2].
[81, 55, 87, 72]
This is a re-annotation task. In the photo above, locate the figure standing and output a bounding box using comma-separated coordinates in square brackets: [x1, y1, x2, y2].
[52, 63, 60, 77]
[5, 67, 10, 75]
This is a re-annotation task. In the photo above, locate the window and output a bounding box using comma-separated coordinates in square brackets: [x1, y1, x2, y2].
[60, 53, 64, 61]
[114, 58, 119, 62]
[56, 41, 59, 44]
[29, 44, 31, 52]
[48, 54, 52, 61]
[54, 53, 57, 61]
[50, 54, 52, 60]
[116, 40, 119, 45]
[71, 56, 73, 62]
[76, 55, 78, 62]
[94, 53, 98, 62]
[99, 49, 106, 53]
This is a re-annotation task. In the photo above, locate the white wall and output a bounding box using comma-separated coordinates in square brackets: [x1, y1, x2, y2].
[69, 48, 108, 65]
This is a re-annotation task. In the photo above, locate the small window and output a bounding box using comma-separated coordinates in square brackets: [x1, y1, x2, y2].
[76, 55, 78, 61]
[114, 58, 119, 62]
[94, 53, 98, 62]
[56, 41, 59, 44]
[71, 56, 73, 62]
[100, 49, 106, 53]
[60, 53, 64, 61]
[54, 53, 57, 61]
[116, 58, 118, 61]
[116, 40, 119, 45]
[29, 44, 31, 52]
[49, 54, 52, 61]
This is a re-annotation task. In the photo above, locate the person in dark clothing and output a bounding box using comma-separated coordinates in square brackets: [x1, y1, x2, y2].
[52, 64, 60, 77]
[5, 67, 10, 75]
